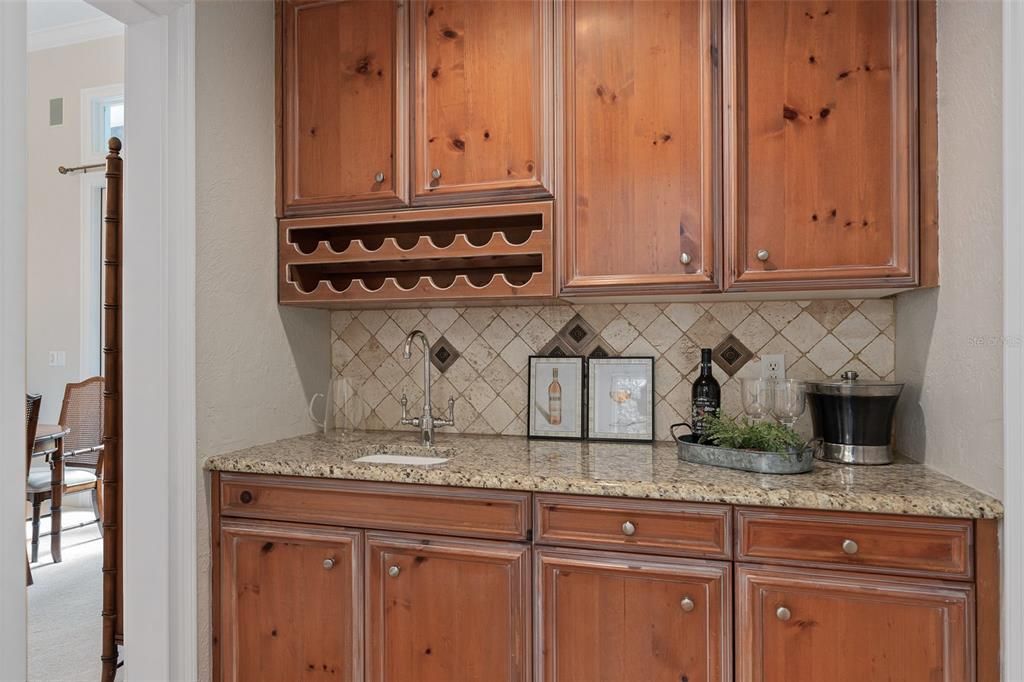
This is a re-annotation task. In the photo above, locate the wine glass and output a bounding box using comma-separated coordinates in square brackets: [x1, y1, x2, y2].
[741, 378, 773, 421]
[770, 379, 806, 429]
[609, 374, 643, 429]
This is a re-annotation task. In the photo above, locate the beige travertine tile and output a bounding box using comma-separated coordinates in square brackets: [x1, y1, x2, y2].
[332, 299, 892, 441]
[621, 303, 662, 331]
[780, 312, 827, 352]
[806, 335, 853, 376]
[663, 302, 704, 331]
[804, 299, 855, 330]
[833, 311, 880, 353]
[859, 335, 895, 376]
[707, 302, 752, 329]
[758, 301, 802, 331]
[857, 299, 895, 330]
[686, 312, 729, 350]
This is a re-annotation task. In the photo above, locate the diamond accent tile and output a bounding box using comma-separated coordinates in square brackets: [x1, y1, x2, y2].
[429, 336, 459, 373]
[558, 314, 597, 352]
[539, 335, 572, 357]
[712, 334, 754, 376]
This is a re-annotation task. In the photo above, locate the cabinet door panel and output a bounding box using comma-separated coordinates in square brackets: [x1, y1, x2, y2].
[537, 548, 731, 682]
[366, 532, 531, 682]
[281, 0, 407, 215]
[412, 0, 552, 203]
[736, 564, 973, 682]
[562, 0, 719, 293]
[219, 519, 362, 681]
[725, 0, 916, 289]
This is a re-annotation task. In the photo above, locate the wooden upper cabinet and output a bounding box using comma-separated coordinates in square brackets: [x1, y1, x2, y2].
[561, 0, 719, 294]
[411, 0, 553, 204]
[537, 548, 731, 682]
[279, 0, 408, 216]
[736, 565, 973, 682]
[218, 519, 362, 681]
[725, 0, 918, 290]
[366, 532, 531, 682]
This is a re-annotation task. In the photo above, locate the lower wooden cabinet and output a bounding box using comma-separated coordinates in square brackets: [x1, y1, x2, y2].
[366, 532, 531, 682]
[536, 548, 731, 682]
[217, 519, 362, 682]
[736, 564, 974, 682]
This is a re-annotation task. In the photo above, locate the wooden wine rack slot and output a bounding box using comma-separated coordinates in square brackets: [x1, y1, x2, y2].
[279, 201, 555, 307]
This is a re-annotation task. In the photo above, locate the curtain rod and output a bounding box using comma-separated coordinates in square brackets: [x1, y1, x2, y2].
[58, 162, 104, 175]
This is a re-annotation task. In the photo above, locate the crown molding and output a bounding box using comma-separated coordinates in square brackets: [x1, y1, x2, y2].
[28, 15, 123, 53]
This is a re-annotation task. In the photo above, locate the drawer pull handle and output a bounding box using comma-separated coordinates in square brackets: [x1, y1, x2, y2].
[239, 490, 253, 504]
[680, 597, 695, 612]
[776, 606, 791, 621]
[388, 565, 401, 578]
[621, 521, 637, 536]
[431, 168, 442, 181]
[323, 558, 335, 570]
[374, 171, 385, 183]
[842, 539, 859, 555]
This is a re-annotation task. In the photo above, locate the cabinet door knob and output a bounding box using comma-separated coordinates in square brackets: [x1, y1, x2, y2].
[323, 558, 335, 570]
[431, 168, 442, 180]
[374, 171, 385, 183]
[842, 539, 859, 555]
[756, 249, 770, 262]
[679, 252, 692, 265]
[776, 606, 791, 621]
[680, 597, 695, 612]
[239, 490, 253, 504]
[621, 521, 636, 536]
[388, 565, 401, 578]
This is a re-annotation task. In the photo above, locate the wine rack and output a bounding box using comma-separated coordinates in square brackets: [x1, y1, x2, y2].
[278, 201, 555, 306]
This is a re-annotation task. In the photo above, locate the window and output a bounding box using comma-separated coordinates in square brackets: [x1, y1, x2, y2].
[80, 84, 124, 163]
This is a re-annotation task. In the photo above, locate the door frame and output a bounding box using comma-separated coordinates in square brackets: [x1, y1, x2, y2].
[1003, 2, 1024, 679]
[0, 1, 197, 680]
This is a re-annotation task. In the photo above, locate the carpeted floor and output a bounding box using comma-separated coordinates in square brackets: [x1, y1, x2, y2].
[27, 509, 105, 682]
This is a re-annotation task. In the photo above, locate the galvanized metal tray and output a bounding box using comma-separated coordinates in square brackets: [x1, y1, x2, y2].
[669, 423, 816, 475]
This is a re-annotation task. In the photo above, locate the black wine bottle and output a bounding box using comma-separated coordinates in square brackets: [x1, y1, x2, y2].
[691, 348, 721, 441]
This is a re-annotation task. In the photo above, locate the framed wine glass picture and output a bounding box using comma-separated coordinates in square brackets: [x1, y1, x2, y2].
[527, 356, 585, 440]
[587, 357, 655, 442]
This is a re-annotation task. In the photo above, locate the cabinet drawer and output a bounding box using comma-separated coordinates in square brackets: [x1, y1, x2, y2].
[219, 473, 530, 541]
[735, 508, 973, 579]
[535, 494, 731, 559]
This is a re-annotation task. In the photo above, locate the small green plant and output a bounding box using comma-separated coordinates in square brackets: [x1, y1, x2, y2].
[699, 414, 804, 454]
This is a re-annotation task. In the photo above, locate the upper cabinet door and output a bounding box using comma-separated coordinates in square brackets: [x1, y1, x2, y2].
[280, 0, 408, 216]
[411, 0, 553, 204]
[561, 0, 719, 295]
[724, 0, 917, 291]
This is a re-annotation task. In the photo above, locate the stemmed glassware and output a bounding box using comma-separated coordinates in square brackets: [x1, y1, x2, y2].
[741, 377, 806, 428]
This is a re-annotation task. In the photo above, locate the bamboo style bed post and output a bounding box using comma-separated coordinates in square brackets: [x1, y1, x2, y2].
[100, 137, 123, 682]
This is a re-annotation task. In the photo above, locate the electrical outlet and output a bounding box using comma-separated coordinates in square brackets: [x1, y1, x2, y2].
[761, 354, 785, 380]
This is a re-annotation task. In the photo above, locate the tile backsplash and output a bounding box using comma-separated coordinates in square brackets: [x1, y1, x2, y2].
[331, 299, 894, 441]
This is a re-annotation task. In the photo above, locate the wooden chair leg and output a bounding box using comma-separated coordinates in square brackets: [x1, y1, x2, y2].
[30, 497, 42, 564]
[92, 488, 103, 537]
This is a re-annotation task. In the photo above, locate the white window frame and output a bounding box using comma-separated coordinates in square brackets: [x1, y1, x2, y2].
[80, 83, 123, 164]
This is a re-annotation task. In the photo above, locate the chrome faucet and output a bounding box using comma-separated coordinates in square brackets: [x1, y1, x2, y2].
[400, 329, 455, 446]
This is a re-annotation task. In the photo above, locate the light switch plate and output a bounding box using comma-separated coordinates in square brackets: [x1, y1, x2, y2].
[48, 350, 66, 367]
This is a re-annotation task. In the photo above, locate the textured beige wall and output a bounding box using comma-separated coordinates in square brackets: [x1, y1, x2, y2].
[895, 0, 1003, 499]
[26, 36, 123, 423]
[195, 1, 329, 677]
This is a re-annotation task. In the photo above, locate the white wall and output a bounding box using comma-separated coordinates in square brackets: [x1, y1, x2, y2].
[26, 35, 123, 423]
[194, 0, 329, 677]
[895, 0, 1004, 499]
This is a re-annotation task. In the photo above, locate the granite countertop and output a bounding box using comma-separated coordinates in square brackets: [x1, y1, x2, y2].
[204, 430, 1003, 519]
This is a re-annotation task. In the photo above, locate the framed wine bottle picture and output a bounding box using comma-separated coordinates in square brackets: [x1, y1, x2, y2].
[587, 357, 655, 442]
[527, 356, 585, 440]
